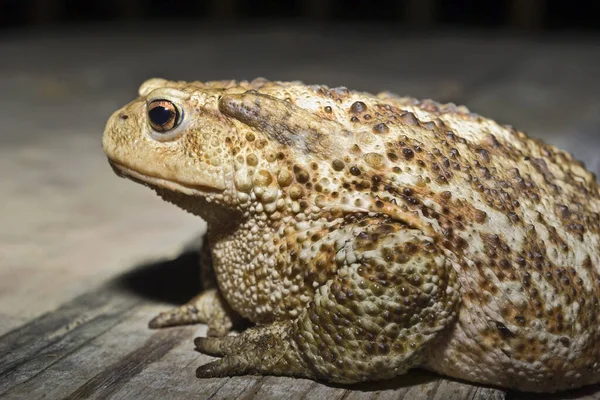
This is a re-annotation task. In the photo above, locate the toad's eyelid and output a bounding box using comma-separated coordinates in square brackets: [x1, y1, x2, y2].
[146, 88, 191, 102]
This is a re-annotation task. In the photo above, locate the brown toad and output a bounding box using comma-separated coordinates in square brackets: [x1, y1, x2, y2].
[102, 78, 600, 392]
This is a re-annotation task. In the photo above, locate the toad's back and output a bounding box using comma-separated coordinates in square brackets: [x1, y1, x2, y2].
[370, 90, 600, 391]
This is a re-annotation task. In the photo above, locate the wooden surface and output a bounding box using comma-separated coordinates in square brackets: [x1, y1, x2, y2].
[1, 24, 599, 399]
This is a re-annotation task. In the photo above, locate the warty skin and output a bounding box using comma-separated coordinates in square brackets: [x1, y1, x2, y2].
[102, 78, 600, 392]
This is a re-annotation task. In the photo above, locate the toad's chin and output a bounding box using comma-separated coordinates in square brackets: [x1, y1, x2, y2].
[107, 159, 240, 225]
[107, 160, 224, 196]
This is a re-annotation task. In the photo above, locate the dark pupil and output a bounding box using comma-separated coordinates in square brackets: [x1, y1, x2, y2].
[149, 105, 174, 127]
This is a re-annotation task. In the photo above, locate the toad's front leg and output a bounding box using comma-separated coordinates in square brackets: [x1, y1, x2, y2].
[194, 220, 461, 383]
[149, 240, 240, 337]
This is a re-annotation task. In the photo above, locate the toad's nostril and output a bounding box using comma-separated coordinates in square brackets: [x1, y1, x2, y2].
[119, 113, 129, 120]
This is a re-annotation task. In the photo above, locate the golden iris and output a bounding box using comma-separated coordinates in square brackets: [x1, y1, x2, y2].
[148, 100, 181, 132]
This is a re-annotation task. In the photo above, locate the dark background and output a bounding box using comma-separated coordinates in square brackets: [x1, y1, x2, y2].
[2, 0, 598, 169]
[2, 0, 600, 30]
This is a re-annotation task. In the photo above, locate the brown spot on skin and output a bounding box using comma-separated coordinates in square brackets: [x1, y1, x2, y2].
[400, 112, 418, 125]
[350, 101, 367, 114]
[402, 148, 414, 160]
[583, 255, 592, 271]
[484, 134, 501, 148]
[247, 154, 258, 166]
[423, 121, 436, 130]
[507, 211, 520, 224]
[293, 165, 310, 184]
[477, 148, 491, 164]
[557, 205, 571, 219]
[351, 144, 362, 154]
[495, 321, 515, 339]
[440, 191, 452, 200]
[350, 166, 362, 176]
[324, 106, 332, 113]
[373, 123, 389, 134]
[531, 157, 556, 184]
[475, 210, 488, 223]
[332, 159, 345, 171]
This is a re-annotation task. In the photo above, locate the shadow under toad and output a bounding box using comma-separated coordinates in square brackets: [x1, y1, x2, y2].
[112, 245, 202, 305]
[506, 383, 600, 400]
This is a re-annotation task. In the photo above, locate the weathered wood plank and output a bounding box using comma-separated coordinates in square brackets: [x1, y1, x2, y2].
[0, 289, 141, 395]
[211, 376, 265, 400]
[429, 380, 506, 400]
[1, 305, 153, 399]
[65, 327, 197, 400]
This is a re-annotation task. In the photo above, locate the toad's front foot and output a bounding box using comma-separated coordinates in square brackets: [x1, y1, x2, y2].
[149, 288, 239, 337]
[194, 322, 313, 379]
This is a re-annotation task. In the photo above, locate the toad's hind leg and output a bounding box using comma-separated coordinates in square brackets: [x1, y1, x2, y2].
[195, 220, 461, 382]
[149, 239, 240, 337]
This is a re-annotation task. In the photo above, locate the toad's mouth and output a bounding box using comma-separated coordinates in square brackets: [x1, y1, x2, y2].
[108, 160, 224, 196]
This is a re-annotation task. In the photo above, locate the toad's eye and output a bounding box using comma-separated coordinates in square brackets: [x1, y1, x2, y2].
[147, 99, 182, 133]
